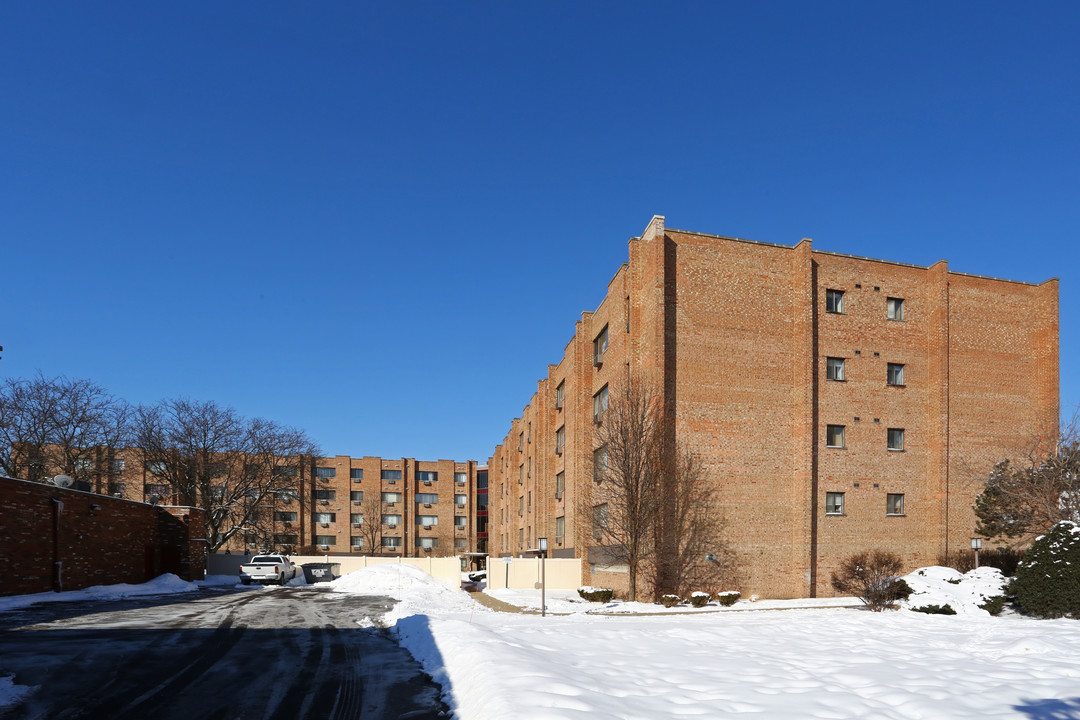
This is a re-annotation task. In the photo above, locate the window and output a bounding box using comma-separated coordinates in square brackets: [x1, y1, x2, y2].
[887, 297, 904, 321]
[314, 535, 336, 546]
[454, 516, 467, 528]
[416, 537, 438, 549]
[73, 458, 93, 472]
[108, 482, 125, 495]
[887, 493, 905, 516]
[826, 425, 845, 448]
[477, 470, 487, 489]
[519, 432, 524, 451]
[455, 494, 467, 506]
[527, 490, 531, 512]
[555, 381, 565, 409]
[350, 490, 364, 502]
[518, 496, 524, 514]
[518, 465, 524, 483]
[887, 363, 905, 386]
[210, 486, 226, 501]
[555, 426, 565, 455]
[415, 493, 438, 504]
[417, 515, 439, 526]
[417, 471, 438, 483]
[826, 492, 845, 515]
[477, 493, 488, 510]
[274, 533, 299, 545]
[593, 325, 609, 366]
[145, 460, 168, 476]
[111, 459, 126, 473]
[887, 428, 905, 451]
[382, 514, 402, 526]
[314, 513, 336, 524]
[275, 511, 298, 522]
[555, 515, 565, 543]
[314, 489, 336, 501]
[528, 422, 532, 443]
[382, 492, 402, 503]
[826, 357, 845, 381]
[455, 538, 467, 550]
[351, 537, 364, 549]
[556, 472, 565, 498]
[826, 289, 844, 314]
[274, 489, 298, 502]
[527, 457, 531, 477]
[350, 513, 364, 524]
[275, 466, 298, 478]
[593, 445, 608, 481]
[315, 467, 336, 478]
[518, 528, 524, 546]
[625, 295, 631, 332]
[592, 503, 608, 538]
[381, 469, 402, 481]
[454, 472, 467, 485]
[350, 468, 364, 480]
[382, 536, 402, 548]
[593, 384, 609, 423]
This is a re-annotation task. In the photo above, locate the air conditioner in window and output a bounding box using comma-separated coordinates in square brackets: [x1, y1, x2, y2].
[388, 479, 397, 485]
[423, 481, 432, 486]
[555, 492, 562, 500]
[321, 523, 329, 528]
[555, 448, 562, 456]
[283, 521, 293, 527]
[319, 499, 329, 505]
[113, 493, 123, 498]
[423, 524, 432, 530]
[352, 545, 362, 551]
[353, 478, 362, 483]
[386, 522, 398, 528]
[423, 547, 432, 553]
[423, 503, 432, 508]
[319, 545, 329, 551]
[387, 502, 396, 507]
[352, 501, 362, 505]
[352, 522, 362, 528]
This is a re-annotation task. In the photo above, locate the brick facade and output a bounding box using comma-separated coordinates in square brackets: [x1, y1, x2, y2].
[487, 216, 1059, 599]
[0, 475, 206, 596]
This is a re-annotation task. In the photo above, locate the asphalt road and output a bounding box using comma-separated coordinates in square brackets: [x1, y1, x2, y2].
[0, 586, 450, 720]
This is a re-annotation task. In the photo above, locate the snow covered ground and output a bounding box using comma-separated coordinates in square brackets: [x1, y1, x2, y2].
[486, 587, 861, 614]
[0, 573, 206, 613]
[332, 564, 1080, 720]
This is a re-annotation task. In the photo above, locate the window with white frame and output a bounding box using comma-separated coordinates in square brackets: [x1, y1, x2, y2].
[111, 459, 126, 473]
[350, 513, 363, 524]
[886, 297, 904, 321]
[417, 471, 438, 483]
[382, 514, 402, 526]
[416, 515, 439, 526]
[73, 458, 93, 472]
[314, 489, 336, 501]
[455, 538, 467, 549]
[454, 516, 467, 528]
[350, 491, 364, 502]
[454, 472, 467, 485]
[826, 357, 845, 381]
[315, 467, 336, 478]
[350, 468, 363, 480]
[593, 385, 609, 423]
[416, 493, 438, 504]
[455, 494, 467, 506]
[415, 536, 438, 549]
[351, 536, 364, 548]
[826, 425, 845, 448]
[314, 512, 335, 524]
[826, 289, 844, 314]
[887, 428, 905, 451]
[887, 493, 905, 516]
[381, 469, 402, 481]
[382, 491, 402, 503]
[825, 492, 845, 515]
[145, 460, 168, 476]
[314, 535, 336, 546]
[887, 363, 905, 386]
[382, 536, 402, 548]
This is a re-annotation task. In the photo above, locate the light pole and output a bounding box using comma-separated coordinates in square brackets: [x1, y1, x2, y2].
[538, 537, 548, 617]
[971, 537, 982, 568]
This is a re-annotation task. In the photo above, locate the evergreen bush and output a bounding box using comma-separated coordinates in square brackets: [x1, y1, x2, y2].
[717, 591, 740, 606]
[911, 603, 957, 615]
[660, 594, 681, 608]
[1012, 521, 1080, 619]
[689, 591, 710, 608]
[577, 587, 614, 603]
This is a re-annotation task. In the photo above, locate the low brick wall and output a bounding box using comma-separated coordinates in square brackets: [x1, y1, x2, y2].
[0, 476, 206, 596]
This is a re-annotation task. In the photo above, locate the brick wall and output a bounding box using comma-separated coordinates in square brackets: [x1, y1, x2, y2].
[0, 476, 206, 596]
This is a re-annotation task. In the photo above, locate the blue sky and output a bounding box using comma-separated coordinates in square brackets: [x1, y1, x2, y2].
[2, 3, 1076, 462]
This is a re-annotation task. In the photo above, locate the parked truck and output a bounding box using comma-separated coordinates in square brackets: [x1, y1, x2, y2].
[238, 555, 298, 586]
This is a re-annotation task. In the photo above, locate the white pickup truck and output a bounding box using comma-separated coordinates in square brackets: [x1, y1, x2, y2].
[238, 555, 298, 586]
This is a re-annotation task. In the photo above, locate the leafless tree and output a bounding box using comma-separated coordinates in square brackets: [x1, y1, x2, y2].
[131, 399, 319, 553]
[0, 374, 130, 485]
[356, 491, 384, 554]
[590, 381, 663, 602]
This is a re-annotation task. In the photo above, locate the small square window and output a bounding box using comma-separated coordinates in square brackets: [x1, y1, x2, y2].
[886, 297, 904, 321]
[826, 357, 845, 381]
[887, 363, 905, 386]
[826, 425, 846, 448]
[887, 493, 905, 516]
[826, 289, 844, 314]
[887, 428, 905, 451]
[826, 492, 845, 515]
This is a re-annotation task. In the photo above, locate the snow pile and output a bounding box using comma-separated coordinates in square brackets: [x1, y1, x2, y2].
[0, 676, 33, 711]
[0, 574, 200, 613]
[900, 566, 1007, 616]
[487, 587, 859, 614]
[329, 563, 483, 623]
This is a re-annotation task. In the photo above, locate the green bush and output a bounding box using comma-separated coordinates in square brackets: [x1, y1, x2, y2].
[911, 603, 957, 615]
[689, 592, 710, 608]
[830, 550, 908, 611]
[979, 595, 1007, 616]
[1012, 521, 1080, 619]
[660, 594, 681, 608]
[577, 587, 614, 603]
[716, 591, 740, 606]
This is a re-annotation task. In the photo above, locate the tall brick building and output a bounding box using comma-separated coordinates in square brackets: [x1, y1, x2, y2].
[487, 216, 1059, 598]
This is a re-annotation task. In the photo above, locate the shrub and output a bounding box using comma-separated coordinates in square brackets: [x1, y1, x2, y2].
[911, 603, 957, 615]
[660, 594, 681, 608]
[1012, 521, 1080, 619]
[716, 591, 740, 606]
[830, 550, 908, 611]
[689, 591, 710, 608]
[577, 586, 614, 603]
[892, 579, 913, 601]
[945, 578, 962, 585]
[937, 548, 1024, 576]
[979, 595, 1007, 616]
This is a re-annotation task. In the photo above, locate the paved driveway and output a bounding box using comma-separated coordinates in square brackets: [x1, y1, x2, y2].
[0, 586, 449, 720]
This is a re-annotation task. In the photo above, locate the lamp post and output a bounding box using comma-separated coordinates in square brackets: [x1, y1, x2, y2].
[538, 537, 548, 617]
[971, 537, 982, 568]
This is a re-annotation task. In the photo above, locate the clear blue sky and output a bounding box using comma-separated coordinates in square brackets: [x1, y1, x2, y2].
[2, 3, 1076, 462]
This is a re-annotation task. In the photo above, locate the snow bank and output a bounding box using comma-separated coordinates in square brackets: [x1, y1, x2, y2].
[0, 574, 200, 613]
[901, 566, 1007, 616]
[487, 587, 859, 614]
[329, 563, 482, 623]
[0, 675, 34, 712]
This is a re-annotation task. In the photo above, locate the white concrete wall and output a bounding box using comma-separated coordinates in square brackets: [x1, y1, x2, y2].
[485, 557, 582, 590]
[206, 553, 465, 589]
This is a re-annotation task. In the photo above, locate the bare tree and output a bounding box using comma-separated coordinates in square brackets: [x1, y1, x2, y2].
[590, 381, 662, 602]
[131, 399, 319, 553]
[0, 374, 129, 485]
[356, 491, 384, 554]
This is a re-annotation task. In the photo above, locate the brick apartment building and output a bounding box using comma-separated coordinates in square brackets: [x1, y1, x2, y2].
[487, 216, 1059, 599]
[79, 452, 487, 558]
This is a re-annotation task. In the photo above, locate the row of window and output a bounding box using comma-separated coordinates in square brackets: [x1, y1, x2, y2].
[826, 425, 905, 450]
[308, 536, 466, 550]
[826, 358, 905, 386]
[826, 290, 905, 320]
[826, 492, 905, 516]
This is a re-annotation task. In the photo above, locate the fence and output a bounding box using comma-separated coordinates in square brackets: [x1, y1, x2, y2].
[485, 557, 582, 590]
